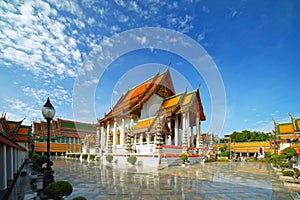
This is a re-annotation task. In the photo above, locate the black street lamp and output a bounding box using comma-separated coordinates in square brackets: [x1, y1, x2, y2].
[41, 97, 55, 190]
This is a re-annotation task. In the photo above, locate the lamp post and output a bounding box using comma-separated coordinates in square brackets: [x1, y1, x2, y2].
[41, 97, 55, 190]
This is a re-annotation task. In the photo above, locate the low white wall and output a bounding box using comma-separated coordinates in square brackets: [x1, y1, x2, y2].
[136, 144, 155, 154]
[104, 153, 160, 168]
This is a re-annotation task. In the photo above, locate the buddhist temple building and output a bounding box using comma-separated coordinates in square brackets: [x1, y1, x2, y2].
[0, 113, 31, 193]
[98, 68, 206, 155]
[273, 114, 300, 156]
[33, 118, 97, 154]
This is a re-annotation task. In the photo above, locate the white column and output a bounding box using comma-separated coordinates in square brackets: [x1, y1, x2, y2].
[134, 135, 137, 146]
[187, 112, 190, 148]
[182, 113, 186, 141]
[182, 113, 186, 146]
[140, 133, 143, 145]
[113, 120, 117, 146]
[191, 126, 194, 148]
[196, 114, 200, 148]
[73, 137, 76, 152]
[130, 117, 134, 129]
[96, 126, 100, 151]
[121, 118, 125, 146]
[100, 125, 105, 151]
[0, 144, 7, 190]
[6, 146, 13, 180]
[14, 149, 18, 173]
[106, 122, 110, 150]
[147, 133, 150, 145]
[175, 115, 179, 146]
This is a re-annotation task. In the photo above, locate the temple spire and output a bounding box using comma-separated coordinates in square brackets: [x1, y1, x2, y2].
[168, 58, 172, 67]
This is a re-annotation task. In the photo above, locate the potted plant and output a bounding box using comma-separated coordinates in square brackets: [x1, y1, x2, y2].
[106, 155, 113, 163]
[181, 154, 189, 166]
[45, 180, 73, 200]
[127, 155, 137, 165]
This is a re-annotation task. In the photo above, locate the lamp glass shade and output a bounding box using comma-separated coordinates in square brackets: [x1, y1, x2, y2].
[42, 106, 55, 119]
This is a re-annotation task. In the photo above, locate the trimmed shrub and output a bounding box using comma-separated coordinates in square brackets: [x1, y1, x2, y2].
[279, 162, 289, 168]
[35, 155, 48, 167]
[127, 156, 137, 165]
[219, 151, 230, 157]
[181, 154, 188, 163]
[89, 155, 95, 160]
[45, 181, 73, 199]
[32, 152, 40, 161]
[296, 171, 300, 178]
[282, 170, 294, 177]
[289, 160, 297, 164]
[75, 154, 81, 159]
[106, 155, 113, 163]
[265, 152, 272, 158]
[205, 158, 216, 162]
[82, 154, 88, 160]
[72, 196, 87, 200]
[282, 147, 296, 159]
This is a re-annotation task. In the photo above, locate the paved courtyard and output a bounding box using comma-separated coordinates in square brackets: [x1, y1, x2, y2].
[9, 158, 296, 199]
[53, 158, 292, 199]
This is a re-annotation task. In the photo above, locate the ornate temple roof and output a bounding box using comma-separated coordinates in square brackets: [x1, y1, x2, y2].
[159, 88, 206, 121]
[100, 68, 175, 123]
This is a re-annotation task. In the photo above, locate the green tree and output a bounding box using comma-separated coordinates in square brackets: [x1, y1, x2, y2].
[229, 130, 271, 142]
[282, 147, 296, 160]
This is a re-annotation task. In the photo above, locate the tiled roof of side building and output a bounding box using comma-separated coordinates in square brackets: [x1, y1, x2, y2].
[58, 118, 97, 132]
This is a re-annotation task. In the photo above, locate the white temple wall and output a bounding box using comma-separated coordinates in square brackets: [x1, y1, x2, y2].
[140, 94, 163, 119]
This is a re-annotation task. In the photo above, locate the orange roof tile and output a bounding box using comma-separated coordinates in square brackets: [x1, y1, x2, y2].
[277, 123, 294, 134]
[182, 93, 193, 106]
[18, 127, 30, 135]
[136, 117, 155, 129]
[162, 96, 181, 108]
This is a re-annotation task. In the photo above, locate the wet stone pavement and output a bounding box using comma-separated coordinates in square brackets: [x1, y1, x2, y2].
[46, 158, 293, 200]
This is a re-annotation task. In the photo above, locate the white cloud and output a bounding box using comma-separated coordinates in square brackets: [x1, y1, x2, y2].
[197, 31, 206, 42]
[229, 7, 238, 18]
[83, 78, 99, 87]
[167, 14, 194, 33]
[102, 37, 113, 47]
[110, 25, 120, 33]
[167, 2, 178, 9]
[0, 1, 86, 80]
[202, 6, 210, 13]
[3, 98, 41, 124]
[117, 14, 129, 23]
[22, 86, 72, 106]
[136, 36, 147, 45]
[128, 1, 142, 13]
[115, 0, 126, 7]
[47, 0, 83, 17]
[87, 17, 95, 25]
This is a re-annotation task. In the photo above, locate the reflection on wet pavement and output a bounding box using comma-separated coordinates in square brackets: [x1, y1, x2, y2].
[52, 158, 291, 200]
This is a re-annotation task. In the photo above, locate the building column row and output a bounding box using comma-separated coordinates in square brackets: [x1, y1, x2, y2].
[0, 144, 27, 191]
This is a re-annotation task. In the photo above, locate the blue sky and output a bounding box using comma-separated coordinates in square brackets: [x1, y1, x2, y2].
[0, 0, 299, 137]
